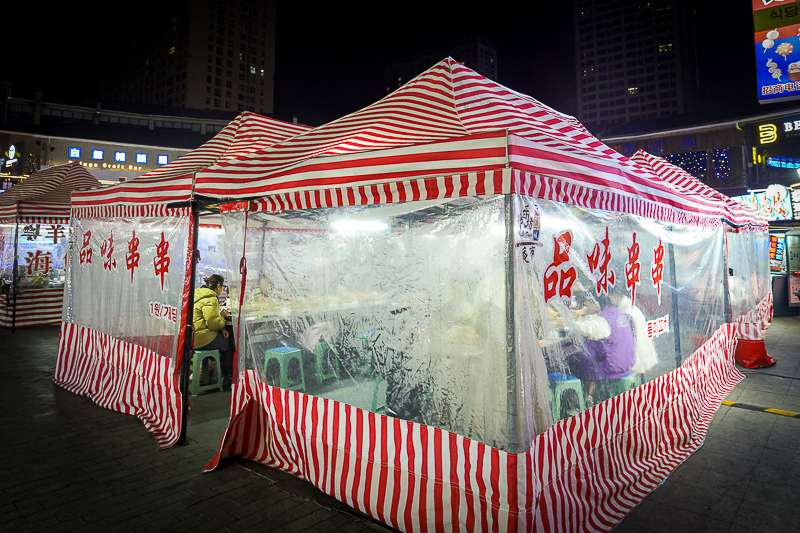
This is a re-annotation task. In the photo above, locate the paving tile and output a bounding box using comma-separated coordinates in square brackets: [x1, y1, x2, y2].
[732, 501, 800, 533]
[639, 503, 733, 533]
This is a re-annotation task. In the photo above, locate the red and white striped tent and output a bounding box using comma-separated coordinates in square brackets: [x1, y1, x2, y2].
[630, 149, 768, 228]
[0, 162, 99, 223]
[189, 59, 772, 532]
[631, 149, 773, 348]
[0, 162, 100, 329]
[197, 61, 730, 228]
[55, 112, 311, 447]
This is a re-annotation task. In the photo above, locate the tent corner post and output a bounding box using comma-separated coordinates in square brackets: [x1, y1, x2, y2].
[177, 201, 200, 446]
[504, 194, 524, 453]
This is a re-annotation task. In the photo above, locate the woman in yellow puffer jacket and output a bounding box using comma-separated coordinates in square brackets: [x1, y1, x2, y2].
[193, 274, 235, 386]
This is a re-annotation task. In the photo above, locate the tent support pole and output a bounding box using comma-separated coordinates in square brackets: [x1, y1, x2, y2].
[11, 219, 19, 334]
[668, 241, 682, 368]
[722, 231, 733, 324]
[504, 194, 523, 453]
[177, 202, 200, 446]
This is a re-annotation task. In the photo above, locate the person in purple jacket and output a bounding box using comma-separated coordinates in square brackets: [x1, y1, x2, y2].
[574, 291, 636, 403]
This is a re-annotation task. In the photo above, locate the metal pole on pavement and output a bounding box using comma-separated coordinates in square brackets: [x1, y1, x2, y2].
[177, 201, 200, 446]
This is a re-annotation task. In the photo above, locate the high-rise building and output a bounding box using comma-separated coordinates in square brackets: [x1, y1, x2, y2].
[574, 0, 698, 134]
[102, 0, 276, 115]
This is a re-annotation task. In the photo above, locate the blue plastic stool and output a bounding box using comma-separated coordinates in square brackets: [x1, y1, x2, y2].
[264, 346, 305, 391]
[191, 351, 223, 396]
[548, 372, 586, 421]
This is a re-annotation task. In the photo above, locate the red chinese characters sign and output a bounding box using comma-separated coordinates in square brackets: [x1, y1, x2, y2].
[25, 250, 53, 276]
[587, 226, 615, 295]
[625, 232, 641, 305]
[544, 230, 577, 303]
[153, 232, 171, 292]
[77, 227, 175, 294]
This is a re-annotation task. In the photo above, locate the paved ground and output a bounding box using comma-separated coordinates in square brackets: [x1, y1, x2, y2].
[1, 317, 798, 532]
[616, 315, 800, 533]
[0, 325, 397, 533]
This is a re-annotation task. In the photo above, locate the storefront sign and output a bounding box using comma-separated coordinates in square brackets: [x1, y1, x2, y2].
[749, 113, 800, 144]
[754, 0, 800, 103]
[733, 184, 796, 221]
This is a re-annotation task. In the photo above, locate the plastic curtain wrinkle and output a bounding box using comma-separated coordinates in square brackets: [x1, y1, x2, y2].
[727, 230, 771, 322]
[220, 195, 736, 452]
[530, 199, 728, 426]
[195, 225, 228, 294]
[6, 222, 70, 289]
[223, 197, 512, 449]
[0, 224, 16, 285]
[64, 216, 190, 359]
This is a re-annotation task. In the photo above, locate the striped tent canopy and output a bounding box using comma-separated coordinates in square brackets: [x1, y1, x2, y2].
[0, 162, 100, 224]
[630, 150, 768, 227]
[71, 111, 311, 218]
[197, 58, 732, 227]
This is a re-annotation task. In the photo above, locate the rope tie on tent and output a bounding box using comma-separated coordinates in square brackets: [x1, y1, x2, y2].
[232, 209, 249, 383]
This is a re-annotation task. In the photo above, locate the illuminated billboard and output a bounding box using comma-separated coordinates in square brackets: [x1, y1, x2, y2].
[733, 184, 796, 221]
[754, 0, 800, 103]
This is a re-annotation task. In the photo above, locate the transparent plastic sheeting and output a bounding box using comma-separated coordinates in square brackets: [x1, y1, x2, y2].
[63, 216, 190, 358]
[726, 230, 771, 321]
[0, 224, 15, 285]
[0, 222, 70, 288]
[221, 195, 753, 453]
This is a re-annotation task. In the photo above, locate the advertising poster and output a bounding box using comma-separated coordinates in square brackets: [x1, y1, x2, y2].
[754, 0, 800, 103]
[733, 184, 795, 221]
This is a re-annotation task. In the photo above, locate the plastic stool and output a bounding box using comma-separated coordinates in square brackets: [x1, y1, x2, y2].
[313, 341, 339, 383]
[610, 372, 643, 397]
[548, 372, 586, 421]
[191, 351, 224, 396]
[264, 346, 305, 391]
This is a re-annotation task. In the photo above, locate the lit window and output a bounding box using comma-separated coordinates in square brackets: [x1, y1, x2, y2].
[658, 43, 673, 53]
[157, 155, 169, 165]
[68, 147, 81, 158]
[115, 151, 126, 163]
[136, 153, 147, 164]
[627, 87, 639, 94]
[92, 149, 104, 160]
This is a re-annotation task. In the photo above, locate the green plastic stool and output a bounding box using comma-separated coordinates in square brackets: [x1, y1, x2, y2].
[191, 351, 223, 396]
[313, 341, 339, 383]
[610, 372, 643, 397]
[548, 372, 586, 422]
[264, 346, 305, 391]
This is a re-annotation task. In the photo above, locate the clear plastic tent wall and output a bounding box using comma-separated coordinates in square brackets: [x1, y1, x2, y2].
[1, 222, 70, 288]
[726, 229, 771, 322]
[220, 193, 749, 452]
[63, 215, 190, 359]
[0, 224, 16, 285]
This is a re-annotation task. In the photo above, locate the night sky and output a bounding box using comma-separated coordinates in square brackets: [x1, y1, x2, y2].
[3, 1, 782, 129]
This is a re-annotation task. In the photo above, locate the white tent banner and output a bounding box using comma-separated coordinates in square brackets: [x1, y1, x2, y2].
[64, 216, 190, 359]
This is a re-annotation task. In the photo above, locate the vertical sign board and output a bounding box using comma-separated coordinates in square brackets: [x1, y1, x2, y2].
[788, 234, 800, 306]
[754, 0, 800, 103]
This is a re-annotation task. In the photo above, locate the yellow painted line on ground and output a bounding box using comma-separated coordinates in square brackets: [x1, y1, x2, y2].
[722, 400, 800, 418]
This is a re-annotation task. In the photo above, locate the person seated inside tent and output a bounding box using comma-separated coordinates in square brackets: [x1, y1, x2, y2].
[194, 274, 235, 388]
[610, 291, 658, 376]
[571, 289, 636, 405]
